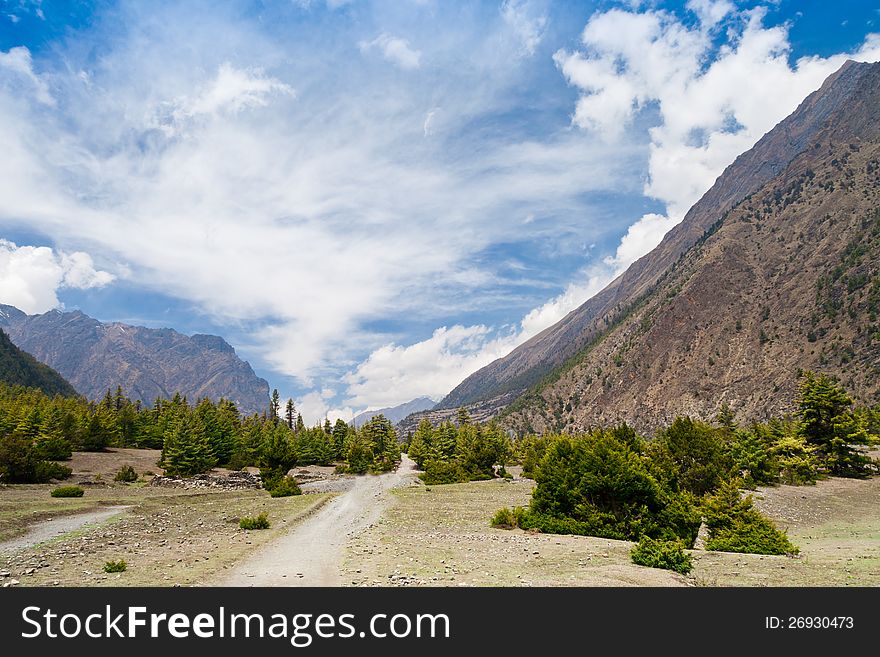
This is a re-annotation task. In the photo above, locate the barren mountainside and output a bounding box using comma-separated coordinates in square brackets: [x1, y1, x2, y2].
[0, 305, 270, 414]
[438, 60, 879, 418]
[503, 61, 880, 434]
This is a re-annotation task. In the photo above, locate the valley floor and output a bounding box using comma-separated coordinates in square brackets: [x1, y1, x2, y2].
[1, 449, 878, 587]
[344, 472, 880, 587]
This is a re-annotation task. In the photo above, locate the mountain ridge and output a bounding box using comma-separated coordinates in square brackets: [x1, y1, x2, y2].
[0, 304, 270, 414]
[0, 327, 77, 397]
[497, 60, 880, 434]
[437, 60, 878, 415]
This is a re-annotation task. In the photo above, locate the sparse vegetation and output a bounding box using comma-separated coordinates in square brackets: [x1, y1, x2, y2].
[630, 536, 693, 575]
[102, 560, 127, 573]
[114, 464, 138, 483]
[239, 512, 271, 530]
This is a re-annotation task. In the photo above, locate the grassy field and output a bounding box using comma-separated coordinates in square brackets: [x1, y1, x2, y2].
[343, 474, 880, 587]
[0, 449, 331, 586]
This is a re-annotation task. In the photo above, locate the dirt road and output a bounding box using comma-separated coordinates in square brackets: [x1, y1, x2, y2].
[215, 455, 417, 586]
[0, 506, 131, 554]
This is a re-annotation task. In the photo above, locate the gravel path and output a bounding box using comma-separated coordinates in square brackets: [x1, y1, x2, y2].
[0, 506, 131, 554]
[216, 455, 417, 586]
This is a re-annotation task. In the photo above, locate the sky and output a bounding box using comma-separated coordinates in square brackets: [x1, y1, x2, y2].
[0, 0, 878, 423]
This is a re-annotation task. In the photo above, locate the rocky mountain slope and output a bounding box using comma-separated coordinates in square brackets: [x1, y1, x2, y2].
[352, 397, 436, 428]
[0, 305, 269, 413]
[500, 60, 880, 434]
[438, 60, 878, 419]
[0, 326, 76, 397]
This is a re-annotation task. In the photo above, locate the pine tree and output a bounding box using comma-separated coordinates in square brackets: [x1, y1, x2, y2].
[798, 372, 874, 476]
[285, 399, 296, 429]
[161, 415, 217, 476]
[408, 419, 435, 469]
[332, 419, 349, 460]
[270, 389, 281, 425]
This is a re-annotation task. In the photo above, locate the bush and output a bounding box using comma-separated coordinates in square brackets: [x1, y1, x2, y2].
[630, 536, 693, 575]
[490, 507, 518, 529]
[420, 459, 469, 485]
[50, 485, 84, 498]
[527, 431, 700, 543]
[703, 479, 798, 555]
[103, 560, 127, 573]
[268, 476, 302, 497]
[649, 417, 733, 496]
[114, 465, 138, 483]
[240, 512, 270, 530]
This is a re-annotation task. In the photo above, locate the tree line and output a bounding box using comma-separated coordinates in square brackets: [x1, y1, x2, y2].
[0, 384, 400, 485]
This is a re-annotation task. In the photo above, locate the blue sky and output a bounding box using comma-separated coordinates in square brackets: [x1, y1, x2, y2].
[0, 0, 878, 421]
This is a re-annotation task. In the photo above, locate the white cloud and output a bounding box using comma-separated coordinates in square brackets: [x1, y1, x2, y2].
[557, 6, 880, 270]
[149, 63, 293, 136]
[359, 34, 422, 70]
[501, 0, 548, 56]
[0, 46, 54, 106]
[0, 240, 115, 314]
[342, 264, 613, 408]
[686, 0, 735, 27]
[340, 5, 880, 410]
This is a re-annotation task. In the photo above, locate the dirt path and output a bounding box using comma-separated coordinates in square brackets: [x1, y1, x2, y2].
[215, 455, 417, 586]
[0, 506, 131, 554]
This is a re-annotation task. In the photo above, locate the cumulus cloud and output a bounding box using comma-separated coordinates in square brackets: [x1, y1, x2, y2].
[0, 46, 54, 106]
[0, 240, 115, 314]
[685, 0, 735, 27]
[359, 34, 422, 70]
[557, 5, 880, 270]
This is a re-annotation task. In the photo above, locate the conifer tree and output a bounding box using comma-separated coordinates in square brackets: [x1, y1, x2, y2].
[285, 398, 296, 429]
[270, 389, 281, 425]
[798, 372, 874, 476]
[161, 415, 217, 476]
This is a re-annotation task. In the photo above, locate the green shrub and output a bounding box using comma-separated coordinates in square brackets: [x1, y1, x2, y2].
[103, 560, 127, 573]
[240, 512, 270, 530]
[703, 479, 798, 555]
[490, 507, 517, 529]
[35, 461, 73, 482]
[420, 459, 468, 485]
[114, 465, 138, 483]
[51, 485, 84, 498]
[630, 536, 693, 575]
[527, 431, 700, 543]
[268, 476, 302, 497]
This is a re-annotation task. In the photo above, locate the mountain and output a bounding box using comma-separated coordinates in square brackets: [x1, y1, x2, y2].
[0, 326, 77, 397]
[0, 305, 270, 414]
[434, 60, 880, 433]
[352, 396, 437, 428]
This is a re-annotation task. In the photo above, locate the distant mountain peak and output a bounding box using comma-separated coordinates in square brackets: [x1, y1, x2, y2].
[352, 396, 437, 428]
[0, 305, 270, 413]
